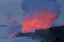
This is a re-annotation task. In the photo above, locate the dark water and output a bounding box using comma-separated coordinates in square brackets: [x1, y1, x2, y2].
[0, 25, 7, 37]
[0, 25, 38, 42]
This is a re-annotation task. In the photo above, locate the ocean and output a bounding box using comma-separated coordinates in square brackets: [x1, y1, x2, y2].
[0, 25, 38, 42]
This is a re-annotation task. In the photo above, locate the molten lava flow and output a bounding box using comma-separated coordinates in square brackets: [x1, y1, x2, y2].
[22, 10, 57, 33]
[9, 33, 15, 38]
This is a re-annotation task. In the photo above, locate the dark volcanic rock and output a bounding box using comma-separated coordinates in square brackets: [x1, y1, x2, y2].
[35, 29, 49, 37]
[38, 25, 64, 42]
[52, 38, 64, 42]
[16, 32, 34, 37]
[16, 25, 64, 42]
[16, 29, 49, 40]
[48, 25, 64, 42]
[49, 25, 64, 39]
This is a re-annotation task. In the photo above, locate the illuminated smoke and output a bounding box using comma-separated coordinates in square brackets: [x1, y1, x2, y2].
[6, 11, 15, 25]
[6, 11, 22, 38]
[21, 0, 61, 33]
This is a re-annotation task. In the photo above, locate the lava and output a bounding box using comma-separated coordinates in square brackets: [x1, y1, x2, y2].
[9, 33, 15, 38]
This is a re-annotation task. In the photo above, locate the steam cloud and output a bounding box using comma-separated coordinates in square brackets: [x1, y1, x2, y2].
[1, 0, 61, 38]
[21, 0, 61, 33]
[21, 0, 60, 12]
[5, 11, 22, 38]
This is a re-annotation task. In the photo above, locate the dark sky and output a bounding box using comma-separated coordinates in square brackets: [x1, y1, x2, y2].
[0, 0, 64, 26]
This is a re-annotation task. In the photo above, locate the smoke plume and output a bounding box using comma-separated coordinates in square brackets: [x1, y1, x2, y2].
[5, 11, 22, 38]
[21, 0, 61, 33]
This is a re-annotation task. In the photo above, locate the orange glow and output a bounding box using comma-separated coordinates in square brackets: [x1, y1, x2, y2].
[21, 10, 57, 33]
[9, 33, 14, 38]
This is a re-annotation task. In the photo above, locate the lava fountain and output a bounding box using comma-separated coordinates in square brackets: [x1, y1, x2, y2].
[21, 0, 61, 33]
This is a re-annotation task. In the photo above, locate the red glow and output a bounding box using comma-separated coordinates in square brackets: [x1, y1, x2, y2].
[21, 10, 57, 33]
[9, 33, 14, 38]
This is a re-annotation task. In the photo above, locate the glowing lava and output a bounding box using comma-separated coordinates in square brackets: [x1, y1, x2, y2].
[21, 10, 57, 33]
[9, 33, 15, 38]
